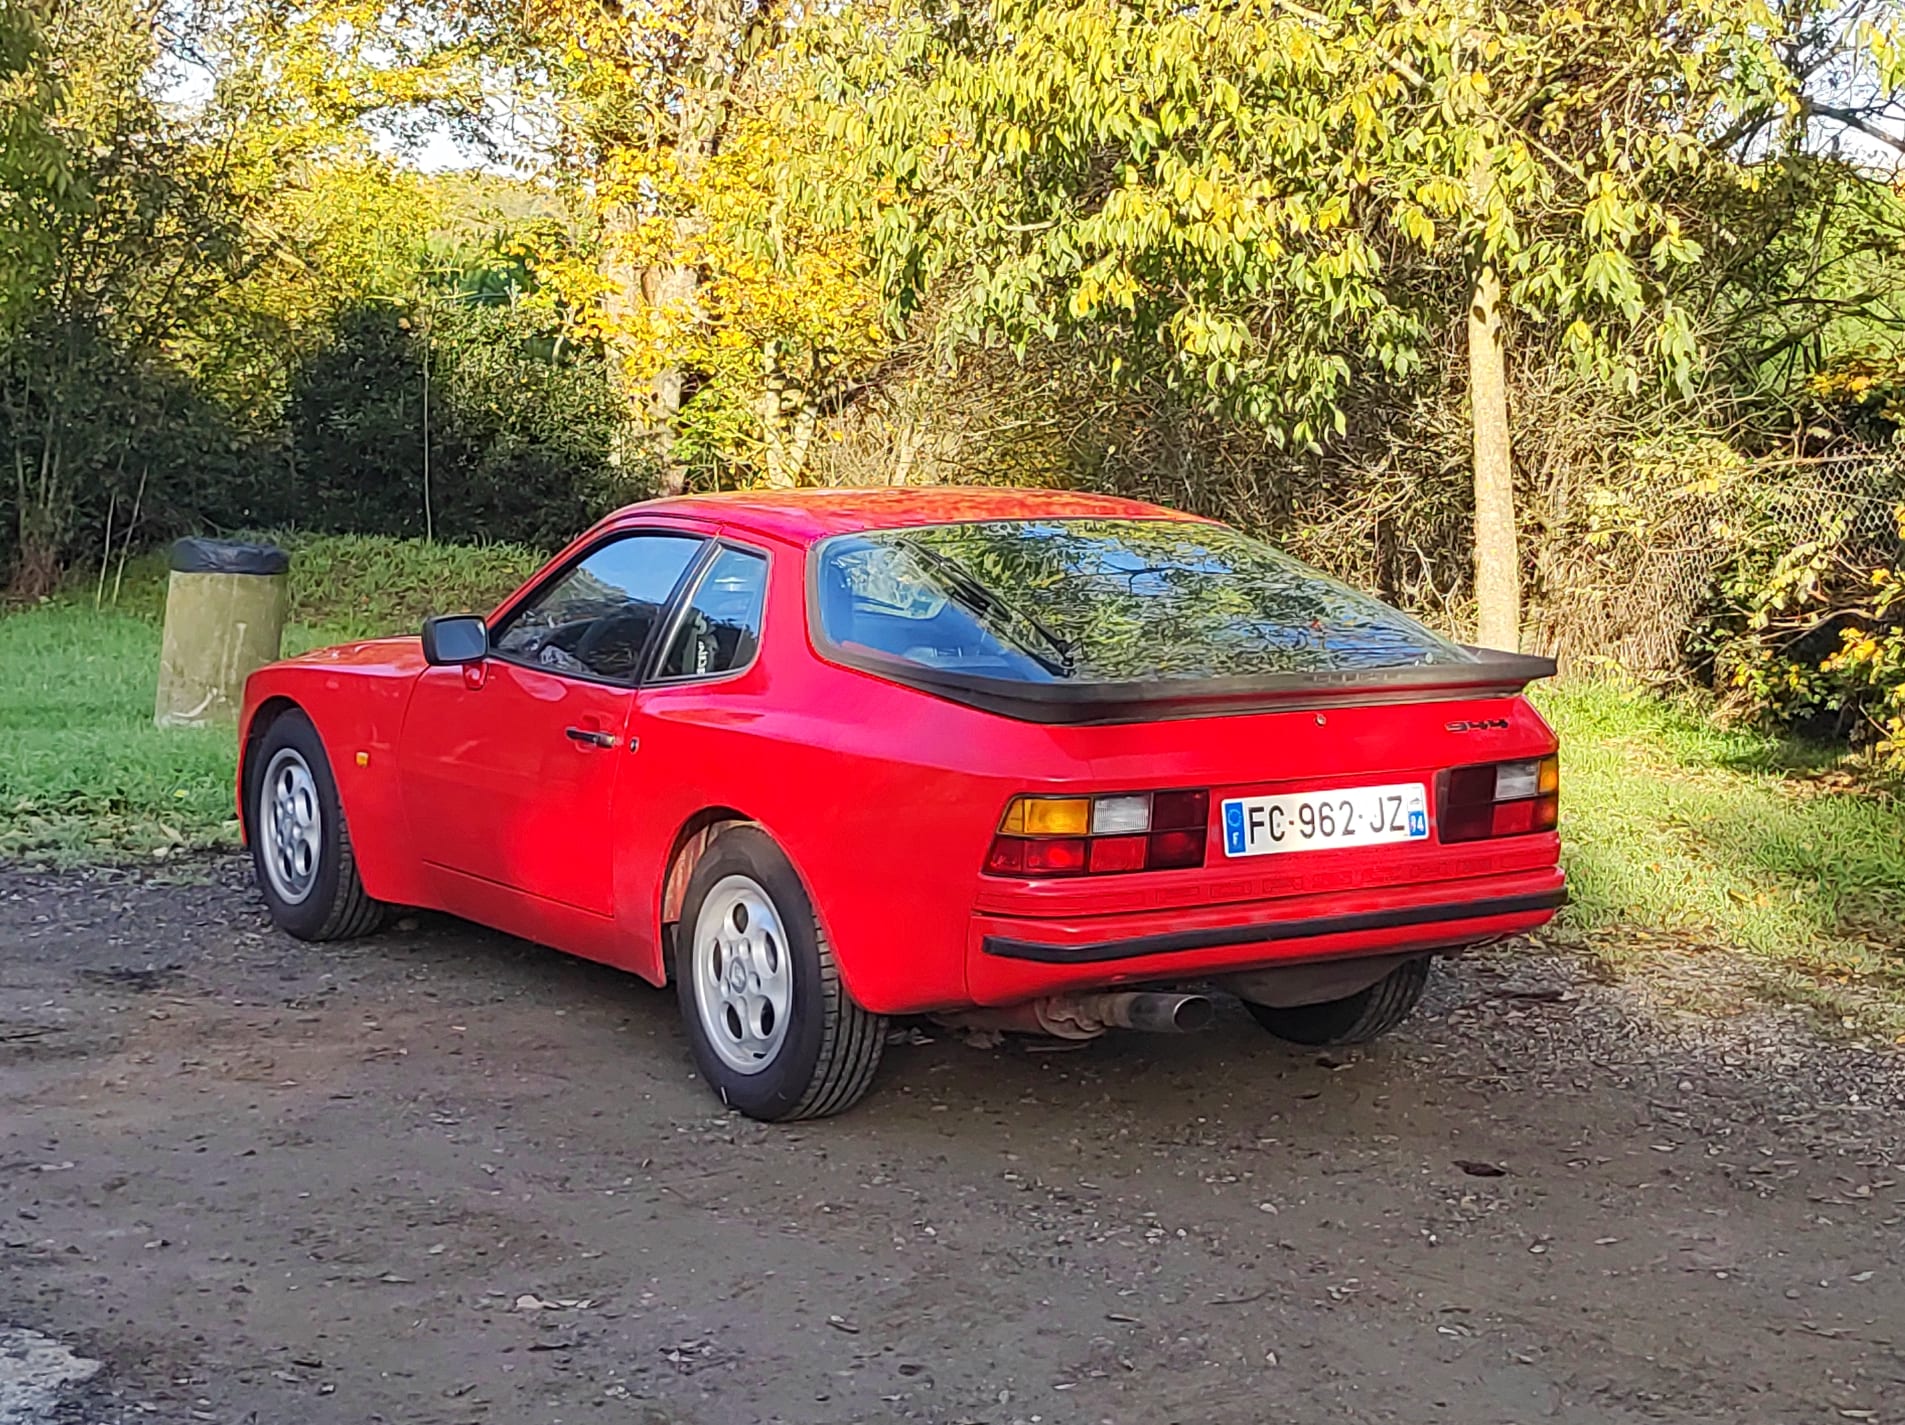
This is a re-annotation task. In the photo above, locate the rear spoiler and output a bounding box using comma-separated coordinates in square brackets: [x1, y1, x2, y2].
[823, 644, 1557, 726]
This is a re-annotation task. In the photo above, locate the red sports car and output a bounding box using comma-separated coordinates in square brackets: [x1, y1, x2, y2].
[238, 489, 1563, 1119]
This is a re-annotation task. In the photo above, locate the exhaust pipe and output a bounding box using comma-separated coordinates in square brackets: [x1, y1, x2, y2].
[1077, 991, 1215, 1033]
[935, 991, 1214, 1039]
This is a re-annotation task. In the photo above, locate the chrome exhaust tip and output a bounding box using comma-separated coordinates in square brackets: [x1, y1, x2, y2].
[1080, 991, 1216, 1034]
[932, 990, 1217, 1039]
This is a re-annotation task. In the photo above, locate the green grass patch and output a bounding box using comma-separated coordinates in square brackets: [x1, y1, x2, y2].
[0, 605, 239, 859]
[1, 534, 541, 860]
[1535, 679, 1905, 1036]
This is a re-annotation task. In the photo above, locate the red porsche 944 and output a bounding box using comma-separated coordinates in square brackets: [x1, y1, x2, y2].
[238, 489, 1563, 1119]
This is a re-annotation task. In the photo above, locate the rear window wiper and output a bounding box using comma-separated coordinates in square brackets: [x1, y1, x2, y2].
[896, 539, 1076, 678]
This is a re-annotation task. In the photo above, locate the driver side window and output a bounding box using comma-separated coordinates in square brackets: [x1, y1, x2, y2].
[493, 532, 704, 683]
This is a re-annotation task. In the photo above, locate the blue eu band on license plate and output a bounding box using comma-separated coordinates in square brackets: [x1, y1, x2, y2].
[1220, 783, 1431, 858]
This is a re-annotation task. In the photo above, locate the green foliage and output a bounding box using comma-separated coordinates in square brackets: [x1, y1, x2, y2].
[0, 0, 71, 320]
[0, 0, 281, 593]
[0, 0, 631, 585]
[800, 0, 1807, 446]
[1705, 503, 1905, 765]
[281, 293, 633, 547]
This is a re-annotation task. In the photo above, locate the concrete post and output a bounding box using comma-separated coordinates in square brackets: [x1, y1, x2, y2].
[154, 538, 290, 728]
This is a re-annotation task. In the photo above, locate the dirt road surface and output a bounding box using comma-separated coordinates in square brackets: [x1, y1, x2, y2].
[3, 859, 1902, 1425]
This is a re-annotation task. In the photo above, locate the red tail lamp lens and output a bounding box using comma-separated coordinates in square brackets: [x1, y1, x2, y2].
[1086, 835, 1149, 873]
[1022, 837, 1088, 874]
[1146, 828, 1205, 869]
[1439, 755, 1560, 843]
[1490, 799, 1538, 836]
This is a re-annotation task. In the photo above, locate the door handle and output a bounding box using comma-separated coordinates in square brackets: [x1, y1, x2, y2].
[565, 726, 616, 748]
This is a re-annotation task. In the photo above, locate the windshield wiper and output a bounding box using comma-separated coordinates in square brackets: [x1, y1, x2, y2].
[896, 539, 1077, 678]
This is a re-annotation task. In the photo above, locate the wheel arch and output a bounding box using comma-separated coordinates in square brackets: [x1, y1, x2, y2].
[658, 808, 757, 964]
[237, 695, 304, 844]
[655, 809, 859, 999]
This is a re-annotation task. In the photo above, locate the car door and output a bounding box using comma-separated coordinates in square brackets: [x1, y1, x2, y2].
[399, 528, 707, 915]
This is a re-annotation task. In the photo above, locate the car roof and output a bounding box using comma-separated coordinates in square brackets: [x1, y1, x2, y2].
[610, 486, 1206, 544]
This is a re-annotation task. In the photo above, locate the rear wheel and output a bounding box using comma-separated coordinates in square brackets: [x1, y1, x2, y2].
[247, 708, 387, 941]
[1242, 957, 1431, 1046]
[674, 827, 885, 1121]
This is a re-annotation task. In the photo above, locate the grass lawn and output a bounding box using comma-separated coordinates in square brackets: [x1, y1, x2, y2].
[0, 604, 241, 859]
[4, 534, 1900, 1034]
[1535, 683, 1905, 1036]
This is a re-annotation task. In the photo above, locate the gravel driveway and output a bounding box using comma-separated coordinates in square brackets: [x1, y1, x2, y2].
[3, 858, 1902, 1425]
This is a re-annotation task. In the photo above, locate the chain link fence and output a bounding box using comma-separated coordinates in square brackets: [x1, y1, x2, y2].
[1530, 449, 1905, 673]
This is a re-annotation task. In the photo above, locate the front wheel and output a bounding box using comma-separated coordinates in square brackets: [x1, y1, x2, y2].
[1242, 957, 1432, 1046]
[247, 708, 388, 941]
[674, 827, 885, 1121]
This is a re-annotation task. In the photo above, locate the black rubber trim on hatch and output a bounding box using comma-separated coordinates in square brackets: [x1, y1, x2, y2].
[980, 889, 1569, 964]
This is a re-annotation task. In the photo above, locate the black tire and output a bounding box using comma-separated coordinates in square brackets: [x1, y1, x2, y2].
[673, 826, 885, 1121]
[1242, 957, 1432, 1046]
[246, 707, 388, 941]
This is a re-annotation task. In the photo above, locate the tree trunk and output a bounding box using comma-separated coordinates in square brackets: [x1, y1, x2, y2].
[756, 368, 818, 489]
[1467, 263, 1520, 651]
[596, 1, 769, 499]
[600, 221, 695, 498]
[642, 261, 697, 497]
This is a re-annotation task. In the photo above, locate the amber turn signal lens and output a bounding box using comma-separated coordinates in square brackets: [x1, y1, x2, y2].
[1000, 797, 1092, 836]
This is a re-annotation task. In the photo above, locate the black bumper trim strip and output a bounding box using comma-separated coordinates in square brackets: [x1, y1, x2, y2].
[980, 889, 1568, 964]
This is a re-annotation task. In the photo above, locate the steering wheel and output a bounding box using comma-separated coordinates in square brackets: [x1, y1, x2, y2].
[575, 609, 650, 678]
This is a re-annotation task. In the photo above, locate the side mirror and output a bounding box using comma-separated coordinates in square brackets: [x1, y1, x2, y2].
[421, 614, 489, 666]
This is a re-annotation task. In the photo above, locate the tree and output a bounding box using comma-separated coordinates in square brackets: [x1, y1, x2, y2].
[215, 0, 891, 489]
[0, 0, 264, 595]
[0, 0, 73, 324]
[803, 0, 1900, 646]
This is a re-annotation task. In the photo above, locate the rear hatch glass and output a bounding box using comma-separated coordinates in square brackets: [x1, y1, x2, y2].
[813, 518, 1472, 684]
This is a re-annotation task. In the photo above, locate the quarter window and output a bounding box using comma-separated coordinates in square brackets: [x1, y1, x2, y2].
[656, 546, 768, 680]
[493, 533, 704, 682]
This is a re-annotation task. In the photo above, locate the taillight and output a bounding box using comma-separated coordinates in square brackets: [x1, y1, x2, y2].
[987, 790, 1210, 877]
[1438, 755, 1559, 843]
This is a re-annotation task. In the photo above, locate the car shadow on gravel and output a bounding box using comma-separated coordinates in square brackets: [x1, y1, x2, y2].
[375, 899, 1401, 1131]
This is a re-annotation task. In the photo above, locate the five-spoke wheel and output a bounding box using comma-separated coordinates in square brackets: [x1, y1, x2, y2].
[674, 826, 885, 1120]
[691, 874, 794, 1074]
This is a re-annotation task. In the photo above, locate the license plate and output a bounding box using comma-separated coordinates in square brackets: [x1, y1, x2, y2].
[1221, 783, 1430, 858]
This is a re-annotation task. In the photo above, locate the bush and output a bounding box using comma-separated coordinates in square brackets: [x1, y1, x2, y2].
[1704, 504, 1905, 767]
[280, 299, 644, 547]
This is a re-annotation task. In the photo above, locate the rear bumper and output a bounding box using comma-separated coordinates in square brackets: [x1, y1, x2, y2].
[965, 867, 1565, 1005]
